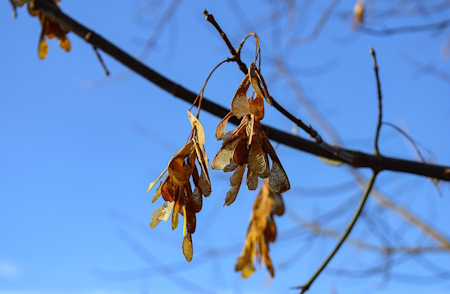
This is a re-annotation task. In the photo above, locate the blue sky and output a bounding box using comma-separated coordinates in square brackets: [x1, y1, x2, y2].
[1, 0, 450, 293]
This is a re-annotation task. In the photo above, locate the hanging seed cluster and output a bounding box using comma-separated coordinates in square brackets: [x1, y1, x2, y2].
[147, 34, 290, 267]
[235, 179, 285, 278]
[212, 63, 290, 206]
[148, 111, 211, 262]
[12, 0, 71, 59]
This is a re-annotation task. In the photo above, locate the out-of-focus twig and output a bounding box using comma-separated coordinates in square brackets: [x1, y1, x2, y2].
[357, 18, 450, 36]
[289, 0, 342, 45]
[401, 53, 450, 84]
[290, 211, 449, 254]
[295, 173, 378, 293]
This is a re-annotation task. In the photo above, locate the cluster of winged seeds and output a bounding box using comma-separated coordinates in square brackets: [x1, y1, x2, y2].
[147, 61, 290, 264]
[212, 63, 290, 206]
[11, 0, 70, 59]
[235, 179, 284, 278]
[147, 111, 211, 262]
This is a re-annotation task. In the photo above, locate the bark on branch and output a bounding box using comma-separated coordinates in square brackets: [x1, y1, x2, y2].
[28, 0, 450, 181]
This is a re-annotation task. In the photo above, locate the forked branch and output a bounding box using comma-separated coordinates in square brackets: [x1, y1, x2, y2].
[25, 0, 450, 182]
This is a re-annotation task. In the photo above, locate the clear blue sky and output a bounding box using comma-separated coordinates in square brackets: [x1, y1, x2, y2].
[1, 1, 450, 293]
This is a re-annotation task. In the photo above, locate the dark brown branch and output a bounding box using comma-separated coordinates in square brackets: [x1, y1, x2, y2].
[28, 0, 450, 181]
[203, 9, 247, 74]
[204, 10, 355, 163]
[370, 47, 382, 155]
[93, 46, 110, 76]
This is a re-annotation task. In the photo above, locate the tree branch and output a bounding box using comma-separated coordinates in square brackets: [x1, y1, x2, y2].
[27, 0, 450, 181]
[370, 46, 383, 156]
[294, 172, 378, 293]
[357, 18, 450, 36]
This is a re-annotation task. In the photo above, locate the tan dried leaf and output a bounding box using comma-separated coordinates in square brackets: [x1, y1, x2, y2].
[193, 140, 210, 188]
[231, 75, 251, 118]
[188, 110, 205, 145]
[269, 160, 290, 194]
[247, 138, 267, 177]
[353, 0, 364, 24]
[235, 240, 252, 271]
[151, 181, 163, 203]
[246, 114, 254, 146]
[246, 170, 258, 190]
[186, 210, 196, 234]
[241, 262, 256, 278]
[235, 240, 256, 278]
[225, 185, 241, 206]
[161, 176, 175, 202]
[192, 165, 200, 187]
[216, 112, 234, 140]
[189, 185, 203, 212]
[249, 94, 265, 120]
[230, 164, 246, 186]
[59, 36, 70, 52]
[249, 63, 272, 106]
[225, 165, 246, 206]
[265, 217, 277, 243]
[185, 181, 201, 213]
[223, 160, 238, 172]
[198, 168, 211, 197]
[260, 152, 271, 179]
[150, 200, 175, 229]
[198, 143, 209, 171]
[172, 194, 181, 230]
[147, 167, 168, 192]
[39, 37, 48, 60]
[264, 246, 274, 278]
[212, 137, 238, 170]
[249, 64, 264, 101]
[262, 135, 290, 193]
[273, 192, 285, 216]
[182, 233, 193, 262]
[166, 141, 194, 186]
[233, 138, 249, 166]
[168, 157, 191, 186]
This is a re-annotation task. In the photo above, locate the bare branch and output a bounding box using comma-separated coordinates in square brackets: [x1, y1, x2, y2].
[357, 18, 450, 36]
[289, 0, 342, 45]
[370, 46, 383, 156]
[93, 46, 110, 76]
[295, 172, 378, 293]
[26, 0, 450, 181]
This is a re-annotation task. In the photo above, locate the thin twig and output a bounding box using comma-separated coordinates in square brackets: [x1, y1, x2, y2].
[293, 214, 448, 254]
[401, 52, 450, 84]
[294, 172, 378, 293]
[370, 46, 382, 156]
[357, 18, 450, 36]
[203, 9, 247, 74]
[93, 46, 110, 76]
[139, 0, 182, 59]
[289, 0, 342, 45]
[204, 9, 355, 164]
[382, 122, 426, 163]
